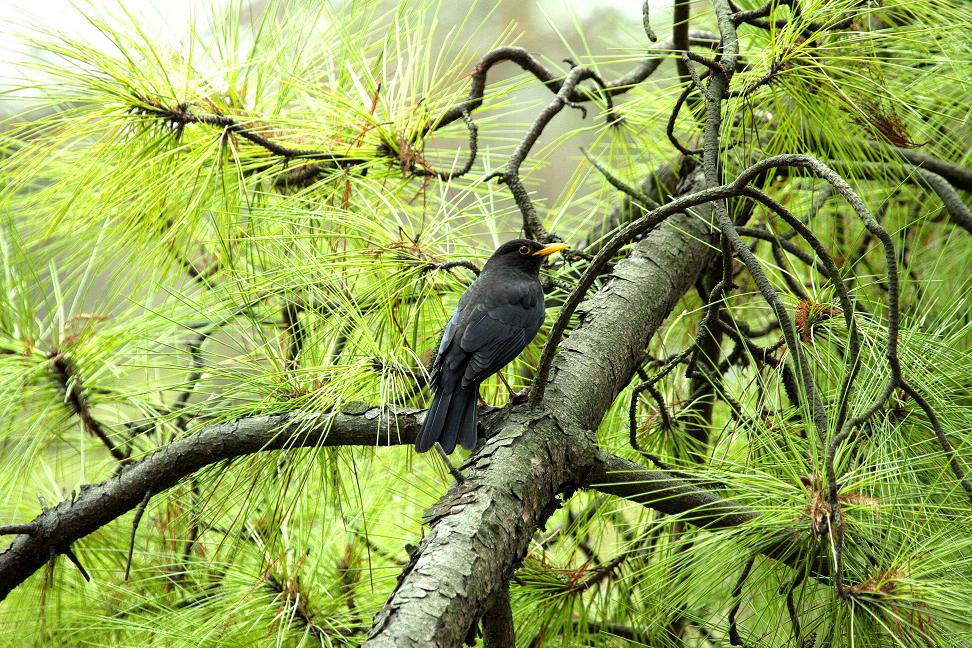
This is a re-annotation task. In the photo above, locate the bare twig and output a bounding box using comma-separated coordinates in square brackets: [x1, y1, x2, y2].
[422, 259, 481, 278]
[407, 110, 479, 181]
[433, 443, 466, 484]
[728, 554, 756, 647]
[124, 489, 152, 581]
[667, 76, 706, 156]
[641, 0, 658, 42]
[486, 65, 613, 241]
[0, 523, 38, 536]
[49, 351, 128, 462]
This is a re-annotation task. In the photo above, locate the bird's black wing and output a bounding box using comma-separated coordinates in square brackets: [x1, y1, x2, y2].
[457, 282, 544, 388]
[428, 295, 470, 389]
[418, 268, 544, 454]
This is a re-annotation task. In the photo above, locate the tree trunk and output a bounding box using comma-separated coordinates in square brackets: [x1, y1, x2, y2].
[365, 175, 719, 646]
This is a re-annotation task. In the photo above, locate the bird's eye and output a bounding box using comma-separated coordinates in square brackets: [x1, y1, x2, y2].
[518, 245, 530, 255]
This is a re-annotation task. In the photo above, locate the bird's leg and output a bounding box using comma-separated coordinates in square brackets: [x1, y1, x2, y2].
[433, 443, 465, 484]
[510, 387, 531, 404]
[497, 371, 530, 404]
[496, 371, 518, 400]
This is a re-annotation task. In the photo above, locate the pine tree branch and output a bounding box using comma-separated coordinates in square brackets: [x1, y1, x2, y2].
[426, 32, 720, 135]
[364, 177, 722, 647]
[486, 64, 615, 241]
[0, 406, 426, 600]
[870, 142, 972, 192]
[2, 152, 940, 635]
[276, 32, 722, 189]
[587, 452, 834, 581]
[481, 580, 515, 648]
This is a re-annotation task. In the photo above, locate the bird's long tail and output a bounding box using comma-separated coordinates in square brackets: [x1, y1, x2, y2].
[415, 385, 478, 454]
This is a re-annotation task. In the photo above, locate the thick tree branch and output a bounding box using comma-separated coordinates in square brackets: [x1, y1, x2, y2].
[0, 391, 785, 607]
[872, 142, 972, 193]
[0, 406, 425, 600]
[588, 452, 831, 580]
[365, 174, 721, 646]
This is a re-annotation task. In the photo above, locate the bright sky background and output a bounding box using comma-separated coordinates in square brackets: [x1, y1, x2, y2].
[0, 0, 656, 57]
[0, 0, 664, 113]
[0, 0, 224, 111]
[1, 0, 219, 50]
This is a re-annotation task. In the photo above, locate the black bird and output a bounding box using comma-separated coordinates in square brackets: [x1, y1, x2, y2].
[416, 239, 567, 454]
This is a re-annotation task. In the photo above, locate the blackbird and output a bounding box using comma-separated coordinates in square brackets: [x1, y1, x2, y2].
[416, 239, 567, 454]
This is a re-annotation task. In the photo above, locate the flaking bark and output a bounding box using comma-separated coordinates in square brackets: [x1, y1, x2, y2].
[364, 181, 720, 646]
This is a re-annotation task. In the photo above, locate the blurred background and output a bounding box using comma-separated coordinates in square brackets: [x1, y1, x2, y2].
[1, 0, 681, 210]
[1, 0, 692, 317]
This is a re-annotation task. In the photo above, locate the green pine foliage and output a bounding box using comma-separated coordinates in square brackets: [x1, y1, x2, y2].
[1, 0, 970, 645]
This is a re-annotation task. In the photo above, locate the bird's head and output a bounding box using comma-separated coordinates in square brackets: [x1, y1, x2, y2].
[484, 239, 568, 275]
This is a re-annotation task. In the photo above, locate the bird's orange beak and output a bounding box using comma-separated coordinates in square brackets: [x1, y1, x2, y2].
[531, 242, 568, 257]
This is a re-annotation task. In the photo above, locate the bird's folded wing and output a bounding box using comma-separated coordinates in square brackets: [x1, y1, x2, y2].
[458, 304, 542, 387]
[429, 304, 465, 385]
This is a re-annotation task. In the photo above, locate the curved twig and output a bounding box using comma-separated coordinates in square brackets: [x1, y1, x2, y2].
[667, 77, 706, 156]
[425, 32, 720, 135]
[487, 65, 614, 241]
[727, 554, 757, 647]
[405, 109, 479, 181]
